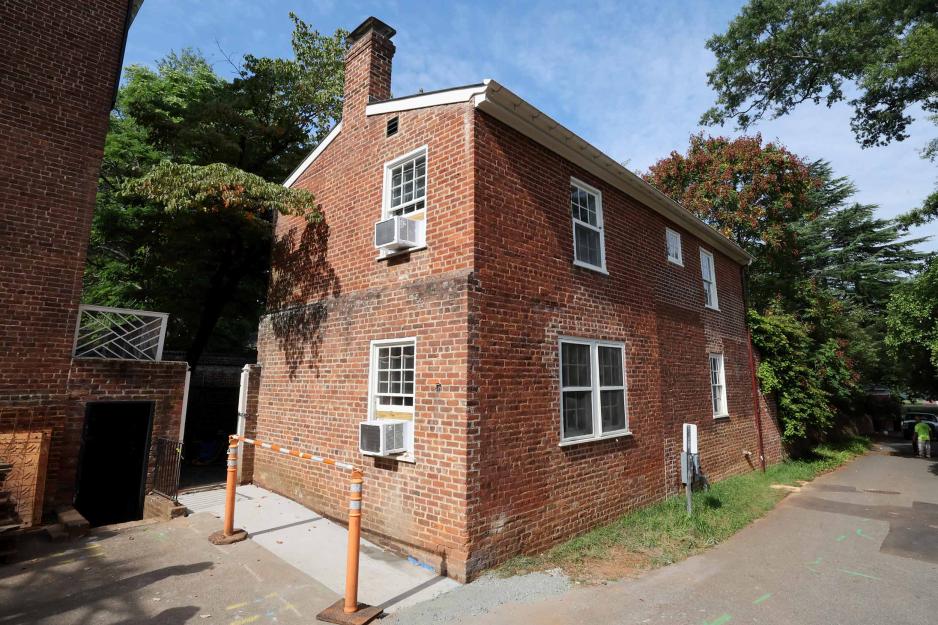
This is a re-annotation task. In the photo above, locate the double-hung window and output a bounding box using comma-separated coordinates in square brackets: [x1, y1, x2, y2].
[372, 340, 416, 410]
[709, 353, 728, 418]
[384, 148, 427, 218]
[666, 228, 683, 265]
[368, 338, 416, 459]
[570, 179, 606, 273]
[559, 338, 628, 443]
[700, 248, 719, 309]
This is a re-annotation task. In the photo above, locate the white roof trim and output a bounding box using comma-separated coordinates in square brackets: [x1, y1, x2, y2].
[365, 83, 489, 116]
[475, 81, 751, 265]
[282, 122, 342, 188]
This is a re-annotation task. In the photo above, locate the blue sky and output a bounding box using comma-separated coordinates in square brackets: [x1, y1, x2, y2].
[125, 0, 937, 251]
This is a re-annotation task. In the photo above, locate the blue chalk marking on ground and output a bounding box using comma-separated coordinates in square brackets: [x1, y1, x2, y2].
[407, 555, 436, 572]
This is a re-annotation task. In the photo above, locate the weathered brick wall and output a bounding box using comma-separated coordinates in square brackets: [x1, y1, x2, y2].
[465, 109, 783, 574]
[0, 1, 131, 516]
[255, 24, 478, 580]
[65, 359, 189, 502]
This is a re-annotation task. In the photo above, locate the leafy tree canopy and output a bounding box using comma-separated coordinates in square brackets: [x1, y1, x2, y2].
[702, 0, 938, 148]
[84, 16, 346, 367]
[646, 133, 927, 441]
[702, 0, 938, 225]
[886, 258, 938, 396]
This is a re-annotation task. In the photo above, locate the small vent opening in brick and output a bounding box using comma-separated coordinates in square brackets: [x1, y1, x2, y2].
[386, 116, 399, 137]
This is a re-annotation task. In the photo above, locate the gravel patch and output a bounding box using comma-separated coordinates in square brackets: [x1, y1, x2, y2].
[384, 569, 572, 625]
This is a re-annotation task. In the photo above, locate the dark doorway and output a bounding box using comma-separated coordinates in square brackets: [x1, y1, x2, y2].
[75, 401, 153, 526]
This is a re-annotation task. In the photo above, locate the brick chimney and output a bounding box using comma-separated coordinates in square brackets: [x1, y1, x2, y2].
[343, 17, 396, 122]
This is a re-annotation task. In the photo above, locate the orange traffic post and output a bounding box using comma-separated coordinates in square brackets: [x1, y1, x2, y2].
[318, 469, 383, 625]
[208, 437, 248, 545]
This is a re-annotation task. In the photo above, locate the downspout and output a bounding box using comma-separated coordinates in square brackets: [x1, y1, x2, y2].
[236, 365, 251, 483]
[742, 266, 766, 472]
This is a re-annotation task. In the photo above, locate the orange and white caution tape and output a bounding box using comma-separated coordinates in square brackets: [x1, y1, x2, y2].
[229, 434, 358, 471]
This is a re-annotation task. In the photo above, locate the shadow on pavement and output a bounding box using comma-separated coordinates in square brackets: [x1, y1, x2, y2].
[0, 545, 212, 625]
[790, 495, 938, 564]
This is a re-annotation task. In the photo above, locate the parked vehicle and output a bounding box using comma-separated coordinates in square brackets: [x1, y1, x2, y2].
[901, 413, 938, 440]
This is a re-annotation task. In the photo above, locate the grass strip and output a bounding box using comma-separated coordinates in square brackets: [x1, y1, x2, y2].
[498, 436, 871, 579]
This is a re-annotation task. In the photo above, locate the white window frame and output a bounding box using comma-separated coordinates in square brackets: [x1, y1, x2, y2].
[570, 178, 607, 274]
[666, 228, 683, 266]
[709, 352, 729, 418]
[367, 337, 417, 461]
[382, 146, 428, 220]
[379, 146, 428, 257]
[700, 248, 719, 310]
[558, 337, 630, 445]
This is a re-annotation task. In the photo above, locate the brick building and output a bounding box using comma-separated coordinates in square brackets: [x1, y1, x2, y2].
[252, 17, 783, 581]
[0, 1, 188, 528]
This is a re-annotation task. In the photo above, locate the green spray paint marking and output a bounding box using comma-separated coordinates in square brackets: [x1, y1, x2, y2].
[806, 557, 822, 573]
[838, 568, 880, 581]
[702, 614, 732, 625]
[835, 534, 847, 542]
[856, 528, 874, 540]
[752, 593, 772, 605]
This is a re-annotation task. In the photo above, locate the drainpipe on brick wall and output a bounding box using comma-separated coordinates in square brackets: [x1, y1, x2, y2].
[742, 267, 766, 471]
[236, 365, 250, 483]
[178, 365, 192, 442]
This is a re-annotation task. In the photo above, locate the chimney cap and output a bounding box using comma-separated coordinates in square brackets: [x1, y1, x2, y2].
[348, 17, 396, 43]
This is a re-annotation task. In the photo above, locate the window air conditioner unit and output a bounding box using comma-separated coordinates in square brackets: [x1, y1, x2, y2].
[359, 420, 408, 456]
[374, 216, 420, 251]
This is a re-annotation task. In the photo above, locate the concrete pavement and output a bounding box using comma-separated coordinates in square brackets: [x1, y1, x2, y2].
[0, 512, 336, 625]
[180, 484, 459, 612]
[390, 442, 938, 625]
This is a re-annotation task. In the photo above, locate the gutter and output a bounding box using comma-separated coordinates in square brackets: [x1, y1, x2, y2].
[111, 0, 144, 109]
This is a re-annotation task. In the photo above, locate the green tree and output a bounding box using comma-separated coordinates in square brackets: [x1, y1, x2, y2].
[118, 163, 318, 366]
[702, 0, 938, 222]
[886, 259, 938, 396]
[84, 16, 346, 367]
[647, 136, 925, 441]
[643, 133, 818, 306]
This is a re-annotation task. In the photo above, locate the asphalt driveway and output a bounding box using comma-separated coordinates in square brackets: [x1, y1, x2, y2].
[390, 439, 938, 625]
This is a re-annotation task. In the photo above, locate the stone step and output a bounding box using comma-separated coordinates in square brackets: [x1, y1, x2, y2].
[44, 523, 69, 543]
[55, 507, 90, 538]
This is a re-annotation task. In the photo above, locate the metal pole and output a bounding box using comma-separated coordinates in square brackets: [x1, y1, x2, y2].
[223, 439, 238, 536]
[344, 469, 364, 614]
[684, 425, 693, 516]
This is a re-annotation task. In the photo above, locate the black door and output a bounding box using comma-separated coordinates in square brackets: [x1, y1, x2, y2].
[75, 402, 153, 526]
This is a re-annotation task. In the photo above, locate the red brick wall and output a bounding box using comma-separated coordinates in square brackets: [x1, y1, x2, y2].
[255, 26, 479, 580]
[465, 110, 783, 574]
[0, 2, 132, 515]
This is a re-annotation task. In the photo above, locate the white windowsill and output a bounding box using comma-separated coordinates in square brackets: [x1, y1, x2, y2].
[705, 304, 721, 311]
[713, 413, 730, 420]
[377, 245, 427, 261]
[573, 260, 609, 275]
[363, 451, 416, 464]
[667, 257, 684, 267]
[559, 430, 632, 447]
